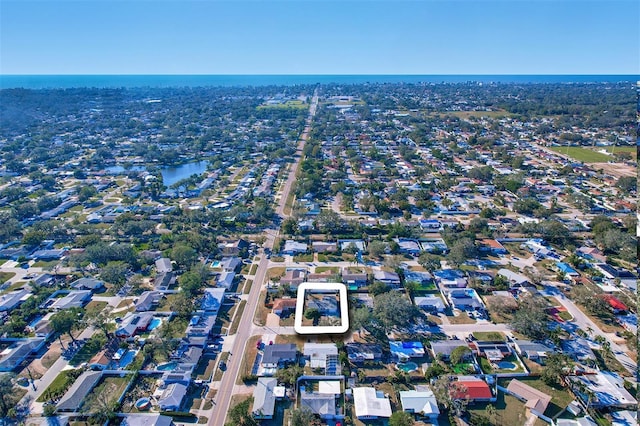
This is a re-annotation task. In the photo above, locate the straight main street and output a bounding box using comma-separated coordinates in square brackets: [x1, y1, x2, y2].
[208, 90, 318, 426]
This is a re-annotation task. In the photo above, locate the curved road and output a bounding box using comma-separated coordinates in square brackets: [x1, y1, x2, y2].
[208, 90, 319, 426]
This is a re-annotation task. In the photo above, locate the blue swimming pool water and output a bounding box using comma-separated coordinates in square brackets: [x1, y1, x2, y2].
[119, 350, 137, 369]
[497, 361, 516, 369]
[148, 318, 162, 330]
[135, 397, 151, 410]
[156, 361, 178, 371]
[397, 362, 419, 372]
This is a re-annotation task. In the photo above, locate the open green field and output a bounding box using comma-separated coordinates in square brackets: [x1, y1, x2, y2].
[593, 145, 637, 158]
[549, 147, 612, 163]
[257, 100, 308, 110]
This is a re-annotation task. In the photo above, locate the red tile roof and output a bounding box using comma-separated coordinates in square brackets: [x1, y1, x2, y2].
[450, 379, 492, 400]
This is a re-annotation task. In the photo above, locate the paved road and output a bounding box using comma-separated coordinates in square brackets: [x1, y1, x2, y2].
[540, 284, 637, 377]
[208, 90, 319, 426]
[20, 326, 97, 414]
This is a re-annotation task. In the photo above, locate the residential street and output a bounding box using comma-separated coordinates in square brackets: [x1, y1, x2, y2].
[207, 90, 319, 426]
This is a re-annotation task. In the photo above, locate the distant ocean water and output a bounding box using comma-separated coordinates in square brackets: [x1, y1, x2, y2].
[0, 74, 637, 89]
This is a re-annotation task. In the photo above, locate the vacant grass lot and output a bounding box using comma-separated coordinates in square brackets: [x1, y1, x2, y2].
[549, 146, 611, 162]
[83, 375, 131, 414]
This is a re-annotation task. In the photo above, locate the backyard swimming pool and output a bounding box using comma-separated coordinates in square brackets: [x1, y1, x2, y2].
[147, 318, 162, 331]
[156, 361, 178, 371]
[397, 362, 419, 372]
[497, 361, 516, 370]
[119, 350, 137, 369]
[135, 397, 151, 410]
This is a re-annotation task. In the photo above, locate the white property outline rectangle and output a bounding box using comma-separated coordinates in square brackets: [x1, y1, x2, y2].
[294, 282, 349, 335]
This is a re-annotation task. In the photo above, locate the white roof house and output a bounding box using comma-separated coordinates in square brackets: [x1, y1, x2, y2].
[252, 377, 278, 419]
[303, 343, 340, 375]
[353, 387, 392, 419]
[399, 389, 440, 419]
[156, 258, 173, 273]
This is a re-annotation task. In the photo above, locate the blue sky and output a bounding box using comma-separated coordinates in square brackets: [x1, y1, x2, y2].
[1, 0, 638, 74]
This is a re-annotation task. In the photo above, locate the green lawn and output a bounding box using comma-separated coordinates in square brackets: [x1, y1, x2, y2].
[229, 300, 246, 335]
[498, 377, 574, 418]
[69, 333, 106, 366]
[473, 331, 505, 341]
[549, 147, 612, 163]
[591, 145, 637, 159]
[0, 271, 16, 284]
[37, 368, 84, 402]
[83, 375, 131, 413]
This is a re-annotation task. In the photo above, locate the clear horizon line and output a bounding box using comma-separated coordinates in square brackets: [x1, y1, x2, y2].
[2, 73, 639, 76]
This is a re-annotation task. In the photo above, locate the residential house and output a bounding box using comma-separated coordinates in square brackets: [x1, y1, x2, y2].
[282, 240, 308, 255]
[576, 246, 607, 263]
[306, 296, 339, 316]
[389, 341, 425, 361]
[70, 278, 105, 292]
[567, 372, 637, 409]
[115, 312, 154, 338]
[353, 387, 392, 420]
[222, 239, 249, 256]
[153, 272, 175, 291]
[252, 377, 284, 419]
[512, 340, 554, 363]
[506, 379, 552, 416]
[219, 257, 241, 272]
[157, 383, 188, 411]
[341, 270, 368, 288]
[471, 341, 512, 362]
[451, 376, 495, 403]
[48, 290, 92, 310]
[280, 269, 306, 289]
[561, 337, 597, 364]
[447, 288, 485, 311]
[394, 238, 422, 256]
[272, 298, 297, 316]
[478, 239, 508, 255]
[345, 343, 383, 364]
[303, 343, 340, 375]
[121, 414, 175, 426]
[135, 291, 163, 312]
[599, 295, 628, 314]
[399, 387, 440, 421]
[414, 296, 446, 313]
[298, 376, 343, 420]
[261, 344, 297, 374]
[373, 270, 401, 287]
[0, 289, 31, 312]
[497, 269, 531, 287]
[185, 314, 217, 338]
[56, 371, 103, 412]
[0, 338, 46, 372]
[216, 271, 235, 289]
[155, 258, 173, 274]
[430, 341, 471, 361]
[201, 287, 225, 314]
[338, 239, 365, 252]
[312, 242, 337, 253]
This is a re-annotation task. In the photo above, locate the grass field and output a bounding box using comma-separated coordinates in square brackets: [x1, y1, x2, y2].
[229, 300, 246, 335]
[592, 145, 637, 159]
[37, 368, 83, 402]
[83, 375, 131, 414]
[498, 377, 574, 418]
[549, 146, 613, 163]
[257, 100, 308, 110]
